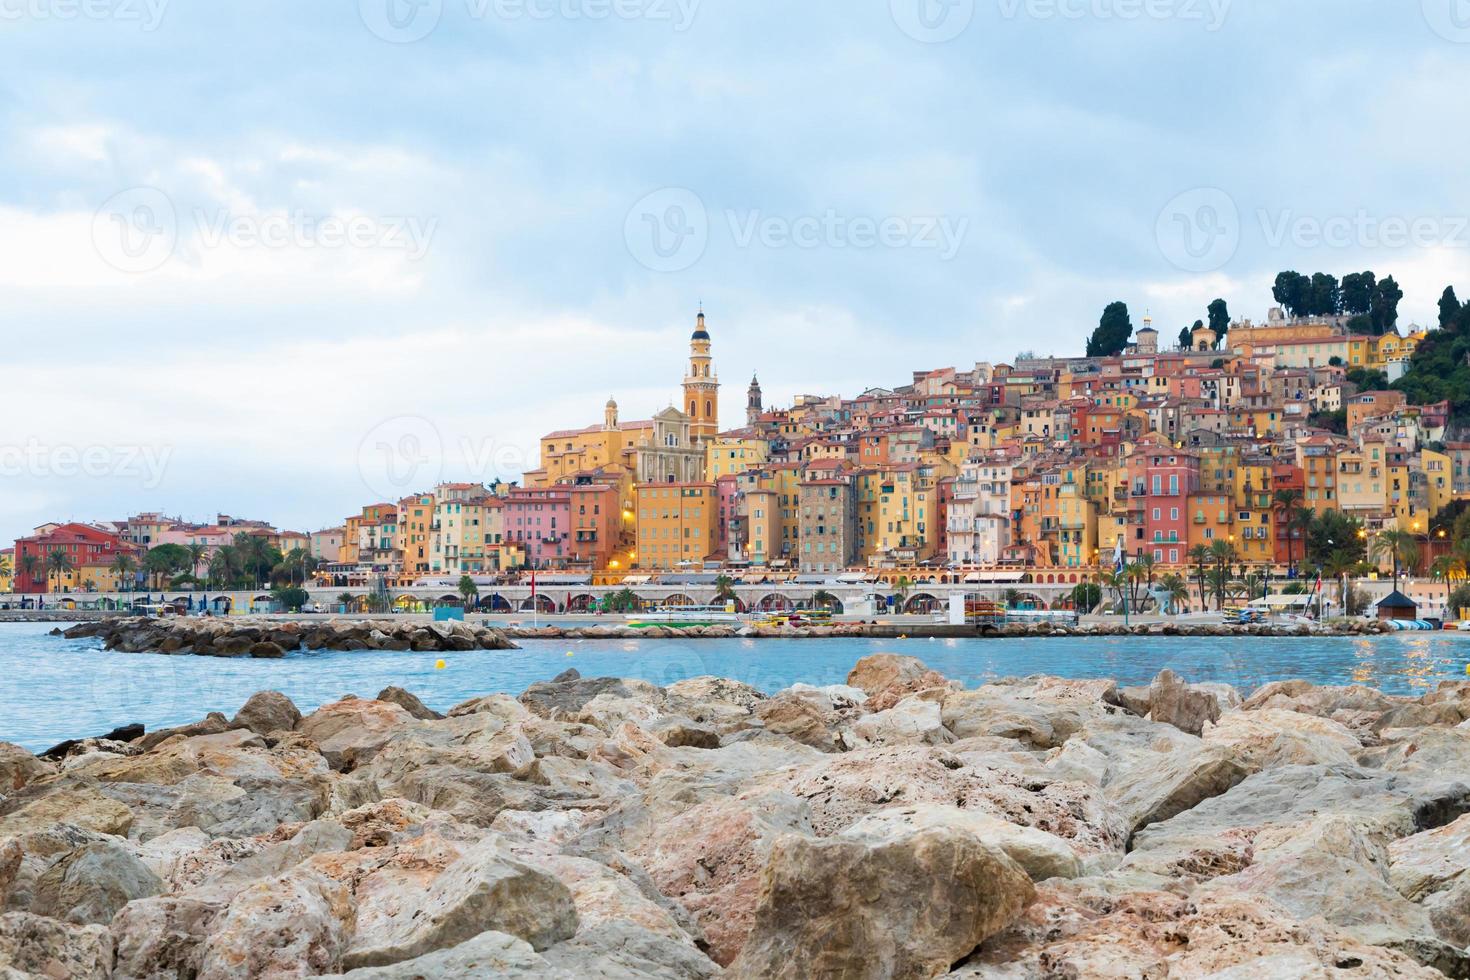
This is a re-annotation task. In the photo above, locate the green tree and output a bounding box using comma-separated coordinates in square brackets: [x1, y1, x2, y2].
[1207, 298, 1230, 340]
[1070, 582, 1101, 613]
[457, 574, 479, 608]
[185, 543, 208, 581]
[1272, 488, 1305, 576]
[810, 589, 838, 611]
[714, 574, 737, 604]
[1178, 326, 1193, 350]
[18, 553, 39, 591]
[1273, 271, 1310, 316]
[144, 543, 191, 589]
[1309, 272, 1341, 316]
[270, 586, 309, 612]
[1341, 271, 1376, 316]
[1156, 573, 1190, 615]
[1305, 511, 1366, 567]
[1439, 286, 1462, 328]
[1370, 275, 1403, 335]
[110, 553, 137, 592]
[337, 592, 358, 612]
[1372, 530, 1420, 593]
[46, 548, 74, 593]
[1086, 301, 1133, 358]
[1188, 544, 1212, 612]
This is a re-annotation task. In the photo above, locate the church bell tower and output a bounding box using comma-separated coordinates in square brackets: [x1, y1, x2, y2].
[683, 308, 719, 443]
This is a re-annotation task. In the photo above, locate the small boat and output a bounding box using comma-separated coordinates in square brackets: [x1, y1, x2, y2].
[625, 606, 744, 629]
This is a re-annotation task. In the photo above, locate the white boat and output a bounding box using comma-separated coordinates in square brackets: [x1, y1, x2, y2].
[625, 606, 743, 628]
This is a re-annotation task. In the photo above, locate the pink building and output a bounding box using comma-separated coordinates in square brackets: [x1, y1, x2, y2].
[503, 487, 571, 569]
[1125, 439, 1199, 566]
[715, 474, 740, 556]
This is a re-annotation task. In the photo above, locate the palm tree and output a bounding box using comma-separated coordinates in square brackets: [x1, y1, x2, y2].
[1373, 530, 1420, 594]
[337, 591, 358, 613]
[1204, 566, 1233, 610]
[1098, 569, 1126, 611]
[714, 574, 737, 605]
[1431, 553, 1466, 617]
[1323, 548, 1359, 617]
[1188, 544, 1212, 613]
[0, 553, 11, 588]
[1273, 488, 1305, 577]
[810, 589, 838, 612]
[894, 576, 912, 610]
[46, 548, 74, 594]
[458, 574, 480, 608]
[110, 553, 138, 593]
[18, 553, 39, 593]
[1156, 572, 1190, 615]
[185, 543, 209, 581]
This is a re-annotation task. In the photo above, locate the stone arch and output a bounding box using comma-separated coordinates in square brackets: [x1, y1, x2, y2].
[565, 593, 598, 613]
[755, 593, 793, 612]
[486, 593, 513, 613]
[1010, 592, 1046, 610]
[904, 592, 940, 614]
[520, 594, 556, 613]
[662, 593, 697, 608]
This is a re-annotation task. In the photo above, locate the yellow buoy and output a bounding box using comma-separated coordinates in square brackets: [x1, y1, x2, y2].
[1464, 662, 1470, 675]
[435, 659, 446, 670]
[566, 651, 574, 657]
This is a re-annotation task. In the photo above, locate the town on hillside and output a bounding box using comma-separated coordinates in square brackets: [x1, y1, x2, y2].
[7, 278, 1470, 619]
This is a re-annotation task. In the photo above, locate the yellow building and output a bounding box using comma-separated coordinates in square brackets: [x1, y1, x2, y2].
[706, 437, 769, 479]
[867, 465, 937, 564]
[1053, 466, 1097, 568]
[398, 494, 435, 580]
[743, 488, 781, 565]
[635, 483, 719, 570]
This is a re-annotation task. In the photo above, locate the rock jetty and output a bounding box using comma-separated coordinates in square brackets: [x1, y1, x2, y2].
[57, 614, 1391, 656]
[5, 655, 1470, 977]
[59, 618, 519, 657]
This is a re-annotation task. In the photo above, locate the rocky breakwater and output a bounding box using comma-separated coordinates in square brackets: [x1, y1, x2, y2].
[5, 657, 1470, 977]
[58, 617, 519, 658]
[506, 618, 1393, 641]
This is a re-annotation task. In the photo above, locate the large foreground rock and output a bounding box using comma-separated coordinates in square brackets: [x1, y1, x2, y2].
[31, 840, 161, 925]
[729, 825, 1035, 979]
[340, 838, 578, 970]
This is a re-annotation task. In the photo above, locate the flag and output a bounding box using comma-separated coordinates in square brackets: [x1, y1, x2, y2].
[1113, 536, 1126, 575]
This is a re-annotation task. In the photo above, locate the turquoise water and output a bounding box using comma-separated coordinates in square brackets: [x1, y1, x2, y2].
[1, 623, 1467, 752]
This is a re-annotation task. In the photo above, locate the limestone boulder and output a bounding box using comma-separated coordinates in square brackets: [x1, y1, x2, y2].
[541, 922, 722, 979]
[0, 782, 134, 838]
[1203, 707, 1359, 773]
[851, 697, 955, 747]
[0, 911, 113, 980]
[752, 693, 845, 752]
[728, 825, 1035, 979]
[111, 896, 226, 980]
[298, 698, 417, 771]
[1148, 668, 1220, 736]
[375, 686, 442, 721]
[1391, 812, 1470, 948]
[631, 789, 812, 965]
[842, 804, 1082, 882]
[31, 839, 161, 925]
[319, 931, 550, 979]
[339, 837, 577, 970]
[231, 691, 303, 736]
[196, 868, 353, 980]
[0, 743, 53, 793]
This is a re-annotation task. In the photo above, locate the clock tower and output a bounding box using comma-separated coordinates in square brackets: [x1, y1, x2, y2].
[683, 308, 719, 444]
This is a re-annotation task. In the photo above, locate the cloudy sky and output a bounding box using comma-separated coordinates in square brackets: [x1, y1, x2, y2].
[2, 0, 1468, 542]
